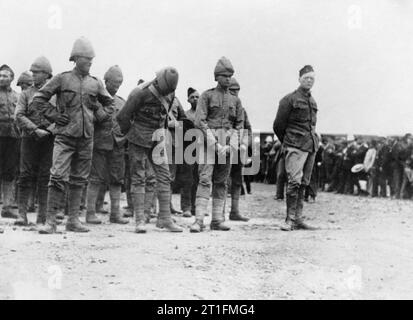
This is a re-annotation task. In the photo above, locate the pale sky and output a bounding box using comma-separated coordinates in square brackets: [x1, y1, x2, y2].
[1, 0, 412, 135]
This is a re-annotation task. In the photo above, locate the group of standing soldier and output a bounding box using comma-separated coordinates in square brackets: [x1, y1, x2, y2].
[0, 36, 254, 235]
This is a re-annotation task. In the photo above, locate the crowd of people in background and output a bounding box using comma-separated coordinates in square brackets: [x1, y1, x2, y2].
[256, 133, 413, 202]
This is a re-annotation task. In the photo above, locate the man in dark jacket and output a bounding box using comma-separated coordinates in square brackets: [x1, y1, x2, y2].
[273, 65, 319, 231]
[0, 64, 20, 219]
[390, 134, 413, 199]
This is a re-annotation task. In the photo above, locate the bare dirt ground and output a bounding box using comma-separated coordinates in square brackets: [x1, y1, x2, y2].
[1, 182, 413, 300]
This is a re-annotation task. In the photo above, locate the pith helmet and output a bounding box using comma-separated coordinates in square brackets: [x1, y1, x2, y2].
[30, 56, 53, 76]
[17, 71, 33, 86]
[104, 65, 123, 82]
[214, 56, 234, 79]
[155, 67, 179, 95]
[69, 37, 95, 61]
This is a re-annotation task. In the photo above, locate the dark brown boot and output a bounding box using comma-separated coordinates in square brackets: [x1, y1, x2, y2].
[36, 186, 48, 225]
[66, 185, 89, 233]
[156, 191, 183, 232]
[1, 180, 18, 219]
[85, 183, 102, 225]
[229, 198, 249, 221]
[109, 185, 129, 224]
[280, 192, 298, 231]
[132, 192, 146, 233]
[39, 186, 63, 234]
[210, 198, 230, 231]
[15, 185, 30, 226]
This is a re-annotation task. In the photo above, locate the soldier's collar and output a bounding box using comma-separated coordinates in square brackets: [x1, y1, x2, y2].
[298, 86, 311, 97]
[216, 84, 229, 92]
[73, 67, 89, 78]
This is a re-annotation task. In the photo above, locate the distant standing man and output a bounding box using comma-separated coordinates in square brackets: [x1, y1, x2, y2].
[0, 64, 19, 219]
[30, 37, 114, 234]
[273, 65, 319, 231]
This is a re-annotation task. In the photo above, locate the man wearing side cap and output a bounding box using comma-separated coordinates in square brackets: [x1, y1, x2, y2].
[14, 56, 56, 226]
[0, 64, 20, 219]
[85, 65, 129, 225]
[30, 37, 115, 234]
[16, 71, 33, 92]
[117, 67, 183, 233]
[180, 87, 200, 217]
[273, 65, 319, 231]
[190, 57, 244, 233]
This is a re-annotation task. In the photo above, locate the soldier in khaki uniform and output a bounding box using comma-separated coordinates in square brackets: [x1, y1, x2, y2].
[0, 64, 20, 219]
[117, 67, 183, 233]
[30, 37, 114, 234]
[85, 65, 129, 225]
[190, 57, 244, 233]
[14, 56, 55, 226]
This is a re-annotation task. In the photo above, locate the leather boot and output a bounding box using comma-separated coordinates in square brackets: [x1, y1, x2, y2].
[66, 185, 89, 232]
[1, 180, 18, 218]
[15, 185, 30, 226]
[96, 185, 108, 214]
[86, 183, 102, 224]
[280, 192, 297, 231]
[132, 192, 146, 233]
[144, 191, 154, 223]
[210, 198, 230, 231]
[36, 186, 48, 225]
[109, 184, 129, 224]
[28, 186, 36, 212]
[38, 186, 63, 234]
[294, 185, 319, 231]
[190, 197, 207, 233]
[156, 190, 183, 232]
[229, 198, 249, 222]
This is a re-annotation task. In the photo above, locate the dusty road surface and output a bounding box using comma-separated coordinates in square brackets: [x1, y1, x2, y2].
[1, 183, 413, 300]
